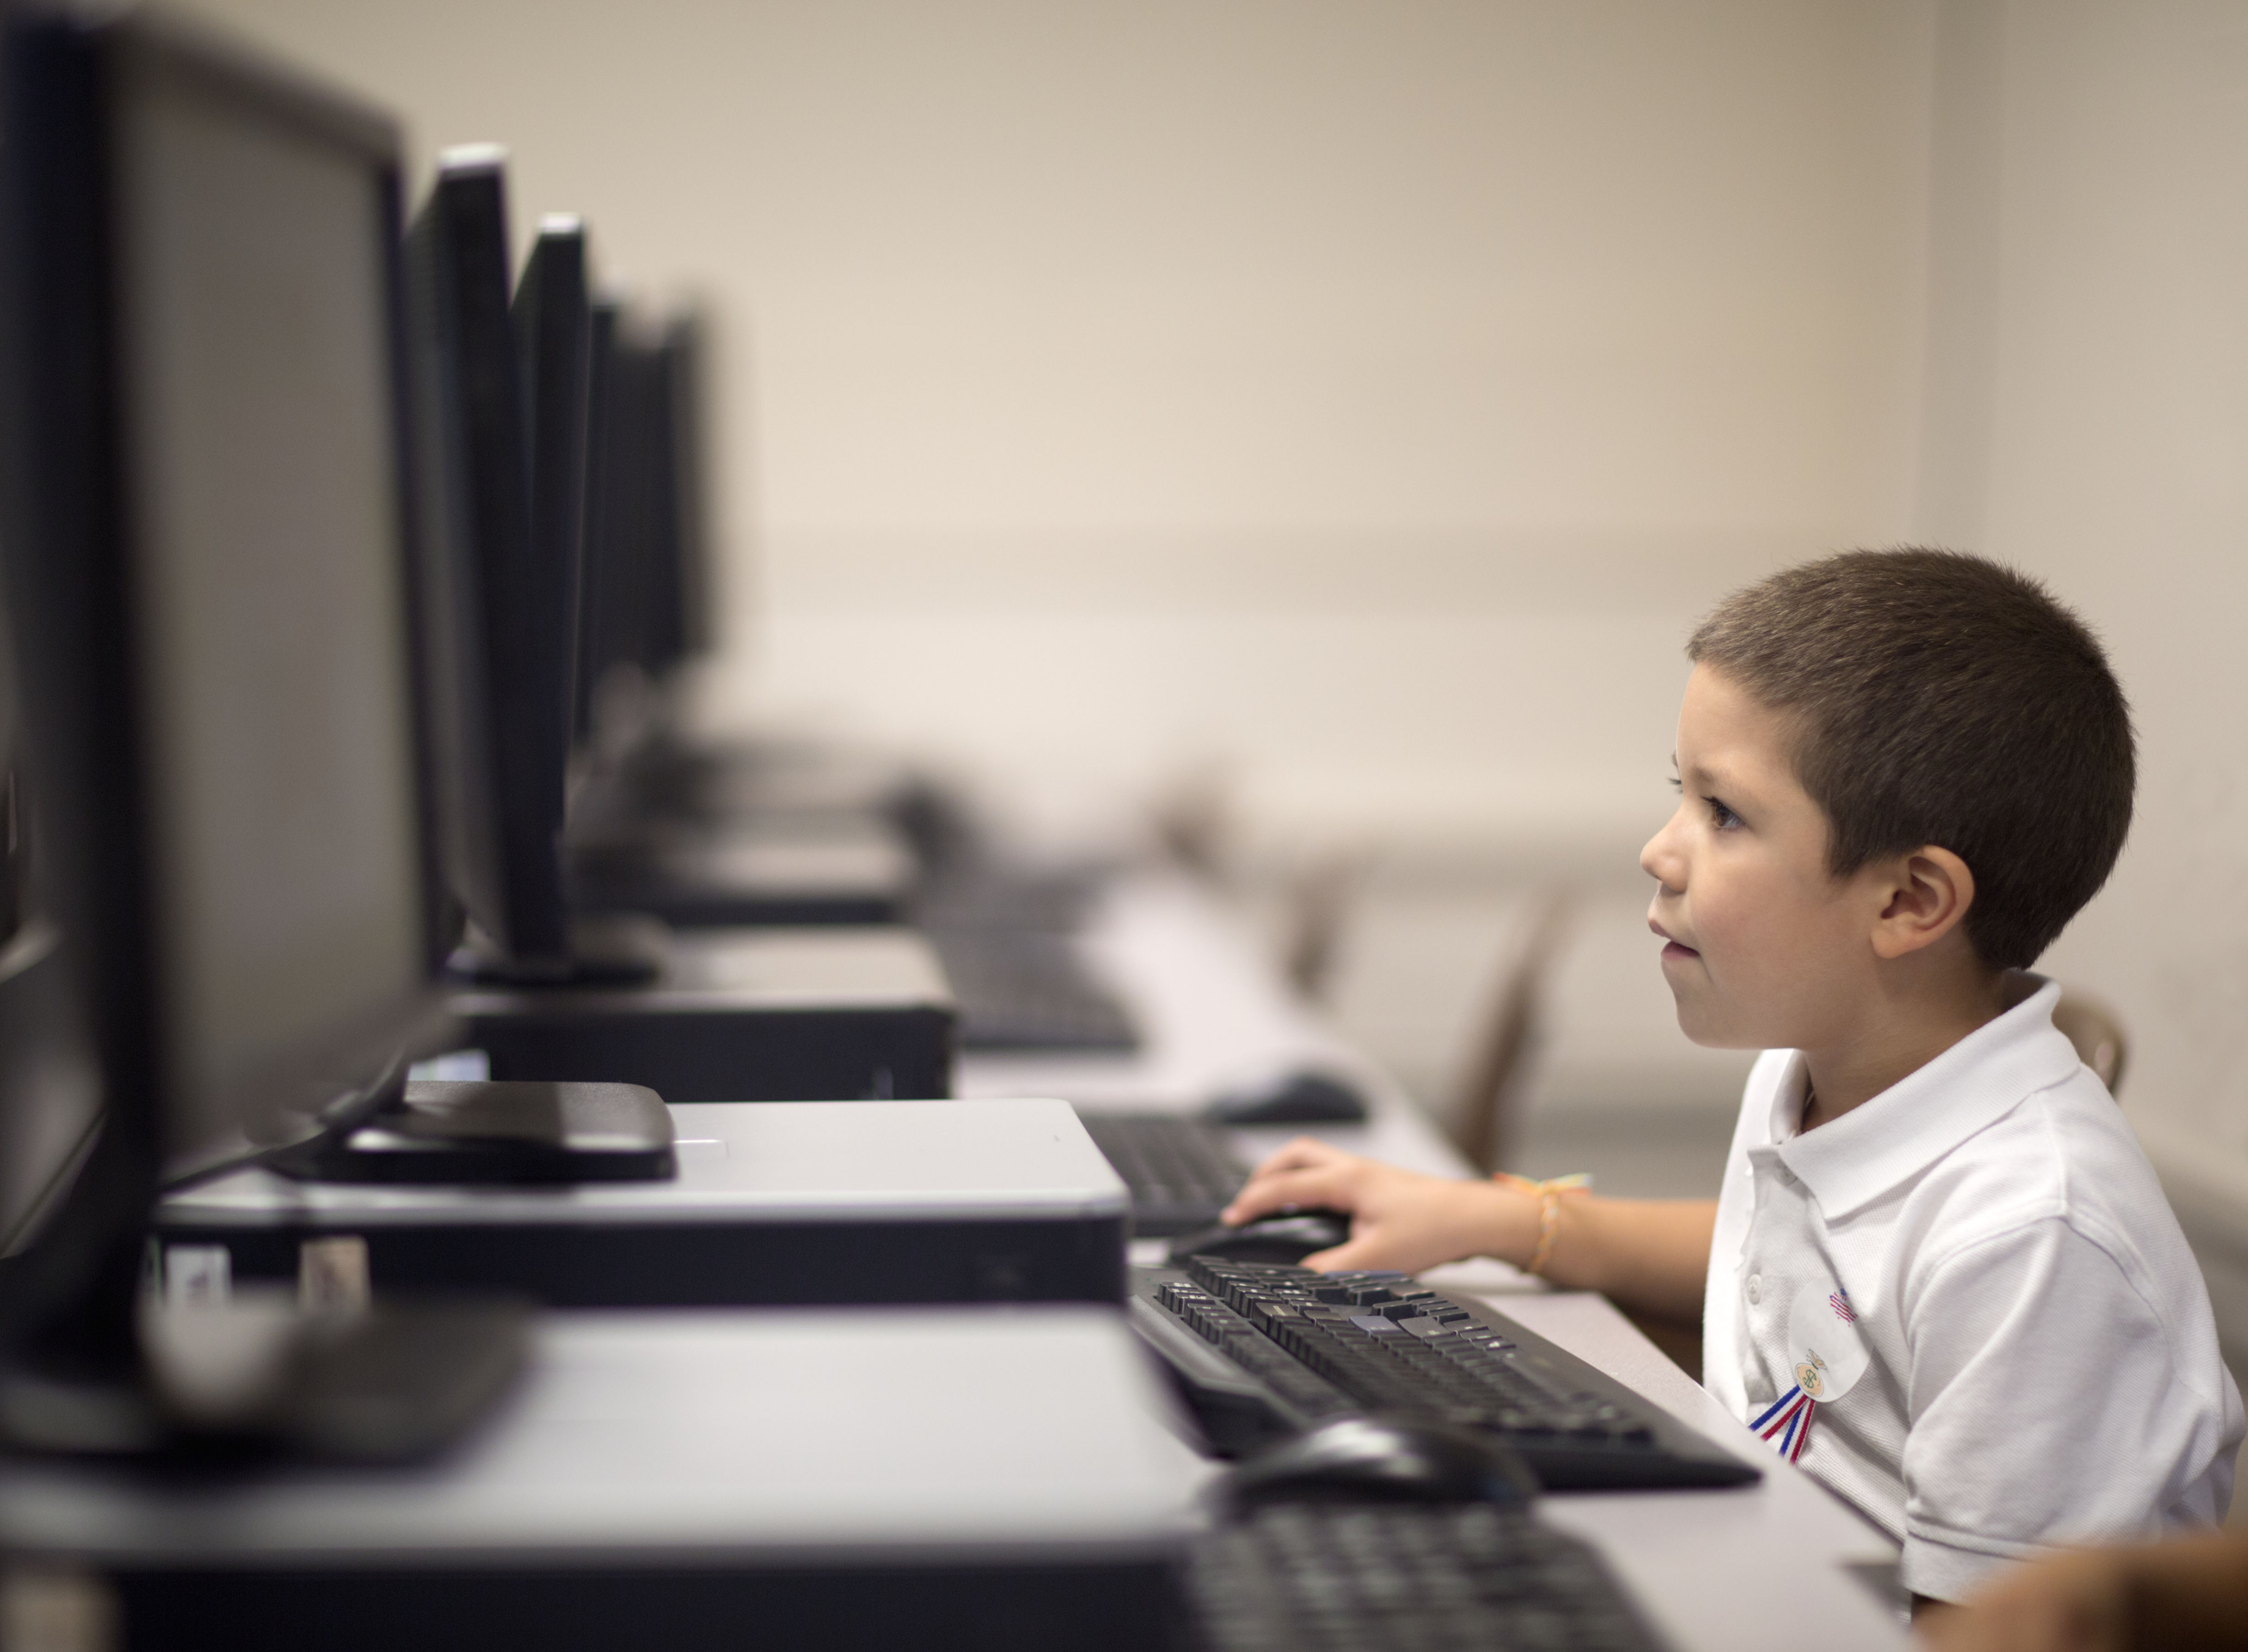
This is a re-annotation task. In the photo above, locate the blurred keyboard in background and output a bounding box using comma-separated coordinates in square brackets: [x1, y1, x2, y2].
[915, 852, 1142, 1053]
[1190, 1501, 1667, 1652]
[1080, 1113, 1247, 1235]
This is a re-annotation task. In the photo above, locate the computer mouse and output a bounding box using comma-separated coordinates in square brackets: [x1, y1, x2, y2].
[1220, 1417, 1538, 1511]
[1167, 1208, 1354, 1266]
[1202, 1069, 1370, 1126]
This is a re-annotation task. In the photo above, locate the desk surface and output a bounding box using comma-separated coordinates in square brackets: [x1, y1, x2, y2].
[962, 868, 1908, 1652]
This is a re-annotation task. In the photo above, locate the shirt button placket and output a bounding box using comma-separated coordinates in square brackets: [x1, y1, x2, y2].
[1742, 1149, 1777, 1312]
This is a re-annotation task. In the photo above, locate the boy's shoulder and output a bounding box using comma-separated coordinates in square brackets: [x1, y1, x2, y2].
[1854, 1014, 2207, 1348]
[1896, 1071, 2237, 1449]
[1906, 1060, 2169, 1262]
[1742, 989, 2189, 1293]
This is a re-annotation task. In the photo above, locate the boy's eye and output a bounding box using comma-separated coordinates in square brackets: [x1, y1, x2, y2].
[1706, 795, 1741, 830]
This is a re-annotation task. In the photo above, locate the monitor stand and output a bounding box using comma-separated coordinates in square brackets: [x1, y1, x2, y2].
[447, 912, 668, 988]
[0, 1207, 530, 1464]
[271, 1079, 677, 1185]
[0, 1298, 531, 1464]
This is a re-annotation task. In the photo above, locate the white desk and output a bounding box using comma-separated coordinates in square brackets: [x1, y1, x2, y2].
[962, 867, 1908, 1652]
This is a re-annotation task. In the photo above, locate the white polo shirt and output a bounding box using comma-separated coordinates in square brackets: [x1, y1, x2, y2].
[1702, 975, 2244, 1603]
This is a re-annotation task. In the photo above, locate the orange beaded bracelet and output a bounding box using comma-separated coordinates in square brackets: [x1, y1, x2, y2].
[1491, 1171, 1592, 1278]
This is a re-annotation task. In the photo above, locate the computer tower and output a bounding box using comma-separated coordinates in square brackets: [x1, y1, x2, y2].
[454, 926, 955, 1104]
[157, 1099, 1128, 1308]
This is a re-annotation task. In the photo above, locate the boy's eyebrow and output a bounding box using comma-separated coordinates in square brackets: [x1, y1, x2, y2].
[1674, 748, 1754, 795]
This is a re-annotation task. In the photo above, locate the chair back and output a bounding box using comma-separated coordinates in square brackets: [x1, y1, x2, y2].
[2051, 989, 2128, 1096]
[1451, 888, 1574, 1173]
[1279, 844, 1374, 1006]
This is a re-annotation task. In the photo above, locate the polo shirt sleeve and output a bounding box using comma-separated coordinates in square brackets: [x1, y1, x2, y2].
[1898, 1215, 2222, 1601]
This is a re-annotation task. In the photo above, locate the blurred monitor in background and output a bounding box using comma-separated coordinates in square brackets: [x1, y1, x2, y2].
[513, 212, 594, 804]
[406, 154, 663, 983]
[404, 152, 570, 967]
[577, 306, 714, 759]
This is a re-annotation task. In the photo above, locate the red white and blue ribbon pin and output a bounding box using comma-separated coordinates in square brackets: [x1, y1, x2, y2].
[1744, 1385, 1816, 1456]
[1751, 1382, 1816, 1463]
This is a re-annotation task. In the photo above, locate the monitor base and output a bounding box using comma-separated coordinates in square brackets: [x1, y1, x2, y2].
[0, 1293, 529, 1465]
[271, 1080, 676, 1185]
[448, 914, 669, 988]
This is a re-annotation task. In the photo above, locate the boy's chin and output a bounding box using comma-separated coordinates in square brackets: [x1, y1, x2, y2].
[1665, 990, 1765, 1051]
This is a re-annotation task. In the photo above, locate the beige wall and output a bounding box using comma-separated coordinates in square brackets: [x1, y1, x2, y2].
[188, 0, 1937, 855]
[1910, 0, 2248, 1222]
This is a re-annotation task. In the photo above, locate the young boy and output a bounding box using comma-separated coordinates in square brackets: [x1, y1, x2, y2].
[1222, 549, 2243, 1609]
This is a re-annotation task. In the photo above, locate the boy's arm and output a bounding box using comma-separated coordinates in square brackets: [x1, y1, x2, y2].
[1221, 1138, 1715, 1322]
[1914, 1533, 2248, 1651]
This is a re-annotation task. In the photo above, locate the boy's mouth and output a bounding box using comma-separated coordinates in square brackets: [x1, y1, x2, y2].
[1649, 919, 1699, 961]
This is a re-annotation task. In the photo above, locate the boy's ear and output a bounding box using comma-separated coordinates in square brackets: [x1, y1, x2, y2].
[1869, 846, 1976, 960]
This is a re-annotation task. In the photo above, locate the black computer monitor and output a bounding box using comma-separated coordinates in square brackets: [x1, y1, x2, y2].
[405, 158, 660, 984]
[643, 313, 714, 680]
[574, 308, 713, 751]
[0, 9, 498, 1447]
[403, 153, 567, 965]
[577, 314, 657, 732]
[514, 214, 593, 746]
[572, 299, 624, 746]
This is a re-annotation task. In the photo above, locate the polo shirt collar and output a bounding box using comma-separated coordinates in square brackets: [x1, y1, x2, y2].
[1766, 974, 2082, 1221]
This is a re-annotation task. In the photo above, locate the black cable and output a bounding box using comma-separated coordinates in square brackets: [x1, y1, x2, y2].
[0, 1105, 101, 1257]
[155, 1047, 409, 1196]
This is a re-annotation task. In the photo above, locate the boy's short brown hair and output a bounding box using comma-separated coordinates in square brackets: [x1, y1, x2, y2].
[1687, 548, 2133, 970]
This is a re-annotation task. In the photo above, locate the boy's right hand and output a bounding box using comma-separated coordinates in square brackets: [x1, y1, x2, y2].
[1221, 1137, 1537, 1275]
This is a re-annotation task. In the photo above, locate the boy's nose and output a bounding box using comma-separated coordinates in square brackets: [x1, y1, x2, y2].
[1640, 814, 1685, 890]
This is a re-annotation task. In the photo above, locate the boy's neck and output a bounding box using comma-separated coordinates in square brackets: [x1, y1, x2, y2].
[1800, 963, 2012, 1132]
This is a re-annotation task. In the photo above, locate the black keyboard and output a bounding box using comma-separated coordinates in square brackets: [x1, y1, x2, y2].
[913, 853, 1142, 1052]
[927, 928, 1140, 1052]
[1192, 1502, 1666, 1652]
[916, 862, 1104, 934]
[1079, 1113, 1246, 1235]
[1133, 1257, 1760, 1491]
